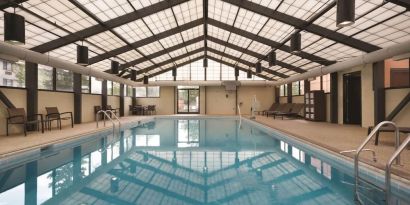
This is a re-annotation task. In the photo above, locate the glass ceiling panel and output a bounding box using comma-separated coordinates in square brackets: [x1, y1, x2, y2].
[159, 33, 184, 49]
[208, 0, 239, 26]
[92, 59, 111, 71]
[247, 41, 271, 56]
[87, 31, 127, 51]
[168, 47, 188, 58]
[227, 33, 253, 49]
[313, 43, 364, 61]
[117, 50, 143, 62]
[221, 57, 236, 65]
[234, 8, 268, 34]
[23, 0, 98, 33]
[223, 47, 242, 58]
[49, 41, 103, 63]
[138, 41, 164, 55]
[208, 26, 231, 42]
[151, 54, 172, 64]
[154, 70, 173, 81]
[185, 42, 203, 52]
[258, 19, 295, 43]
[77, 0, 134, 22]
[208, 41, 226, 52]
[143, 8, 177, 35]
[129, 0, 163, 10]
[180, 25, 204, 41]
[276, 0, 332, 21]
[136, 60, 155, 69]
[173, 0, 203, 25]
[113, 19, 152, 43]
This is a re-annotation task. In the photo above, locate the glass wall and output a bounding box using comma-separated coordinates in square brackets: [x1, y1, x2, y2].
[0, 59, 25, 87]
[81, 75, 90, 93]
[56, 68, 73, 92]
[91, 77, 102, 94]
[38, 65, 53, 90]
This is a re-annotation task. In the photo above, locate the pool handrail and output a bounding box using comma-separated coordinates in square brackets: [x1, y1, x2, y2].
[385, 134, 410, 205]
[105, 110, 121, 130]
[353, 121, 400, 204]
[96, 110, 116, 137]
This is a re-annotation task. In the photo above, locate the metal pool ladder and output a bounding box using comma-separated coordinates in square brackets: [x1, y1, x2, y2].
[96, 110, 121, 137]
[344, 121, 401, 204]
[386, 133, 410, 204]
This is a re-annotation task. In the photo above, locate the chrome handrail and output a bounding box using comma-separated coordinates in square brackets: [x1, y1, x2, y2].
[386, 134, 410, 205]
[96, 110, 116, 137]
[353, 121, 400, 204]
[340, 149, 377, 162]
[237, 104, 241, 117]
[105, 110, 121, 130]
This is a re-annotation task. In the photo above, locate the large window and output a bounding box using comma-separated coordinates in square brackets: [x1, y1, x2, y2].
[206, 60, 221, 80]
[309, 74, 330, 93]
[221, 65, 235, 80]
[127, 86, 133, 97]
[91, 77, 102, 94]
[81, 75, 90, 93]
[135, 86, 160, 98]
[0, 59, 25, 87]
[56, 68, 73, 92]
[38, 65, 53, 90]
[290, 81, 304, 96]
[279, 84, 288, 96]
[113, 82, 120, 96]
[107, 81, 113, 95]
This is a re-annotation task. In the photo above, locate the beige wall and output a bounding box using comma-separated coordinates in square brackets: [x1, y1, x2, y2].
[124, 97, 133, 116]
[385, 88, 410, 126]
[337, 63, 374, 127]
[82, 94, 101, 123]
[0, 88, 27, 135]
[205, 86, 236, 115]
[137, 86, 174, 115]
[279, 97, 287, 104]
[38, 91, 74, 127]
[237, 86, 275, 115]
[107, 96, 120, 110]
[292, 96, 304, 104]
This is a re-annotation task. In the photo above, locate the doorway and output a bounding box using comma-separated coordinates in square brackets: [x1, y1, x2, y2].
[177, 87, 200, 114]
[343, 71, 362, 125]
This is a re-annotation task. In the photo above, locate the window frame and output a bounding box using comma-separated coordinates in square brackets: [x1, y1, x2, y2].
[135, 86, 161, 98]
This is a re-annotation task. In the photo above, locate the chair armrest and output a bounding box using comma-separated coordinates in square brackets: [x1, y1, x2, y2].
[7, 115, 26, 122]
[60, 112, 73, 118]
[27, 114, 43, 121]
[46, 112, 60, 117]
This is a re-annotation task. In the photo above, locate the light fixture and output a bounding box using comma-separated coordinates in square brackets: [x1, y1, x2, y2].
[256, 62, 262, 73]
[268, 51, 276, 66]
[4, 12, 25, 45]
[143, 75, 149, 84]
[247, 70, 252, 79]
[235, 67, 239, 77]
[290, 33, 301, 54]
[203, 58, 208, 67]
[77, 45, 88, 65]
[131, 70, 137, 81]
[111, 60, 119, 74]
[336, 0, 355, 27]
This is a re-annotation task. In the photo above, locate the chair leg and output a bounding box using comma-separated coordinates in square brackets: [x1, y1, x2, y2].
[24, 124, 27, 136]
[59, 119, 62, 130]
[6, 122, 9, 136]
[375, 131, 380, 145]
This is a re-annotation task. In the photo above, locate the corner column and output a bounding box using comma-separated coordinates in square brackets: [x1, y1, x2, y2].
[73, 73, 82, 124]
[25, 62, 38, 131]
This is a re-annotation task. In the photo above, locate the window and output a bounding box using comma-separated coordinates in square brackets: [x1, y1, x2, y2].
[310, 77, 321, 91]
[176, 65, 190, 81]
[221, 64, 235, 80]
[147, 86, 160, 97]
[113, 82, 120, 96]
[81, 75, 90, 93]
[300, 80, 305, 95]
[135, 87, 146, 97]
[56, 68, 73, 92]
[206, 60, 221, 80]
[91, 77, 102, 94]
[191, 61, 205, 81]
[38, 65, 53, 90]
[322, 74, 330, 93]
[107, 81, 113, 95]
[279, 84, 285, 96]
[127, 86, 133, 97]
[292, 81, 300, 96]
[135, 86, 160, 97]
[0, 59, 25, 88]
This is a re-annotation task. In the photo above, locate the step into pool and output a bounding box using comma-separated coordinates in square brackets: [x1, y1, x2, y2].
[0, 117, 409, 205]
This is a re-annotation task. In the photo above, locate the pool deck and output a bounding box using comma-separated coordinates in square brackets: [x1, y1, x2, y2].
[0, 114, 409, 181]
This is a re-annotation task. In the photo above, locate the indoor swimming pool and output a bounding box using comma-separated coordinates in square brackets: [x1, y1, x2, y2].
[0, 117, 409, 205]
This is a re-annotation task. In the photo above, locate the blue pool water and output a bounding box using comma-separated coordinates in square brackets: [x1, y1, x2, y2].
[0, 117, 409, 205]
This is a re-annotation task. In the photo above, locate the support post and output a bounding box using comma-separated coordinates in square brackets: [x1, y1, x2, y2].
[73, 73, 82, 124]
[330, 72, 338, 123]
[120, 84, 125, 117]
[102, 80, 107, 110]
[274, 86, 280, 103]
[25, 62, 38, 131]
[373, 61, 385, 125]
[287, 83, 292, 103]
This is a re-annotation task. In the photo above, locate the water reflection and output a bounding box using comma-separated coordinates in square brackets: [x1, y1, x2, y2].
[0, 119, 406, 205]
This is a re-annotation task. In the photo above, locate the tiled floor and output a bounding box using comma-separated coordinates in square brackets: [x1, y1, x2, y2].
[0, 114, 409, 180]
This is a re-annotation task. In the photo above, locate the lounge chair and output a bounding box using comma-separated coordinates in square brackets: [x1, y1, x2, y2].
[367, 125, 410, 145]
[95, 106, 104, 120]
[255, 103, 278, 115]
[266, 103, 292, 117]
[146, 105, 156, 115]
[106, 105, 119, 116]
[6, 108, 43, 136]
[273, 104, 304, 120]
[45, 107, 73, 130]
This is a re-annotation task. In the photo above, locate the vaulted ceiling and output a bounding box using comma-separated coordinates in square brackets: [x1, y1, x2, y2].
[1, 0, 409, 81]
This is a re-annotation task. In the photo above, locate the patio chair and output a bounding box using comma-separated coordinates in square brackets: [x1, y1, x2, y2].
[254, 103, 278, 115]
[273, 104, 305, 120]
[266, 103, 292, 117]
[106, 105, 119, 116]
[6, 108, 43, 136]
[45, 107, 73, 130]
[146, 105, 156, 115]
[367, 125, 410, 145]
[94, 106, 104, 120]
